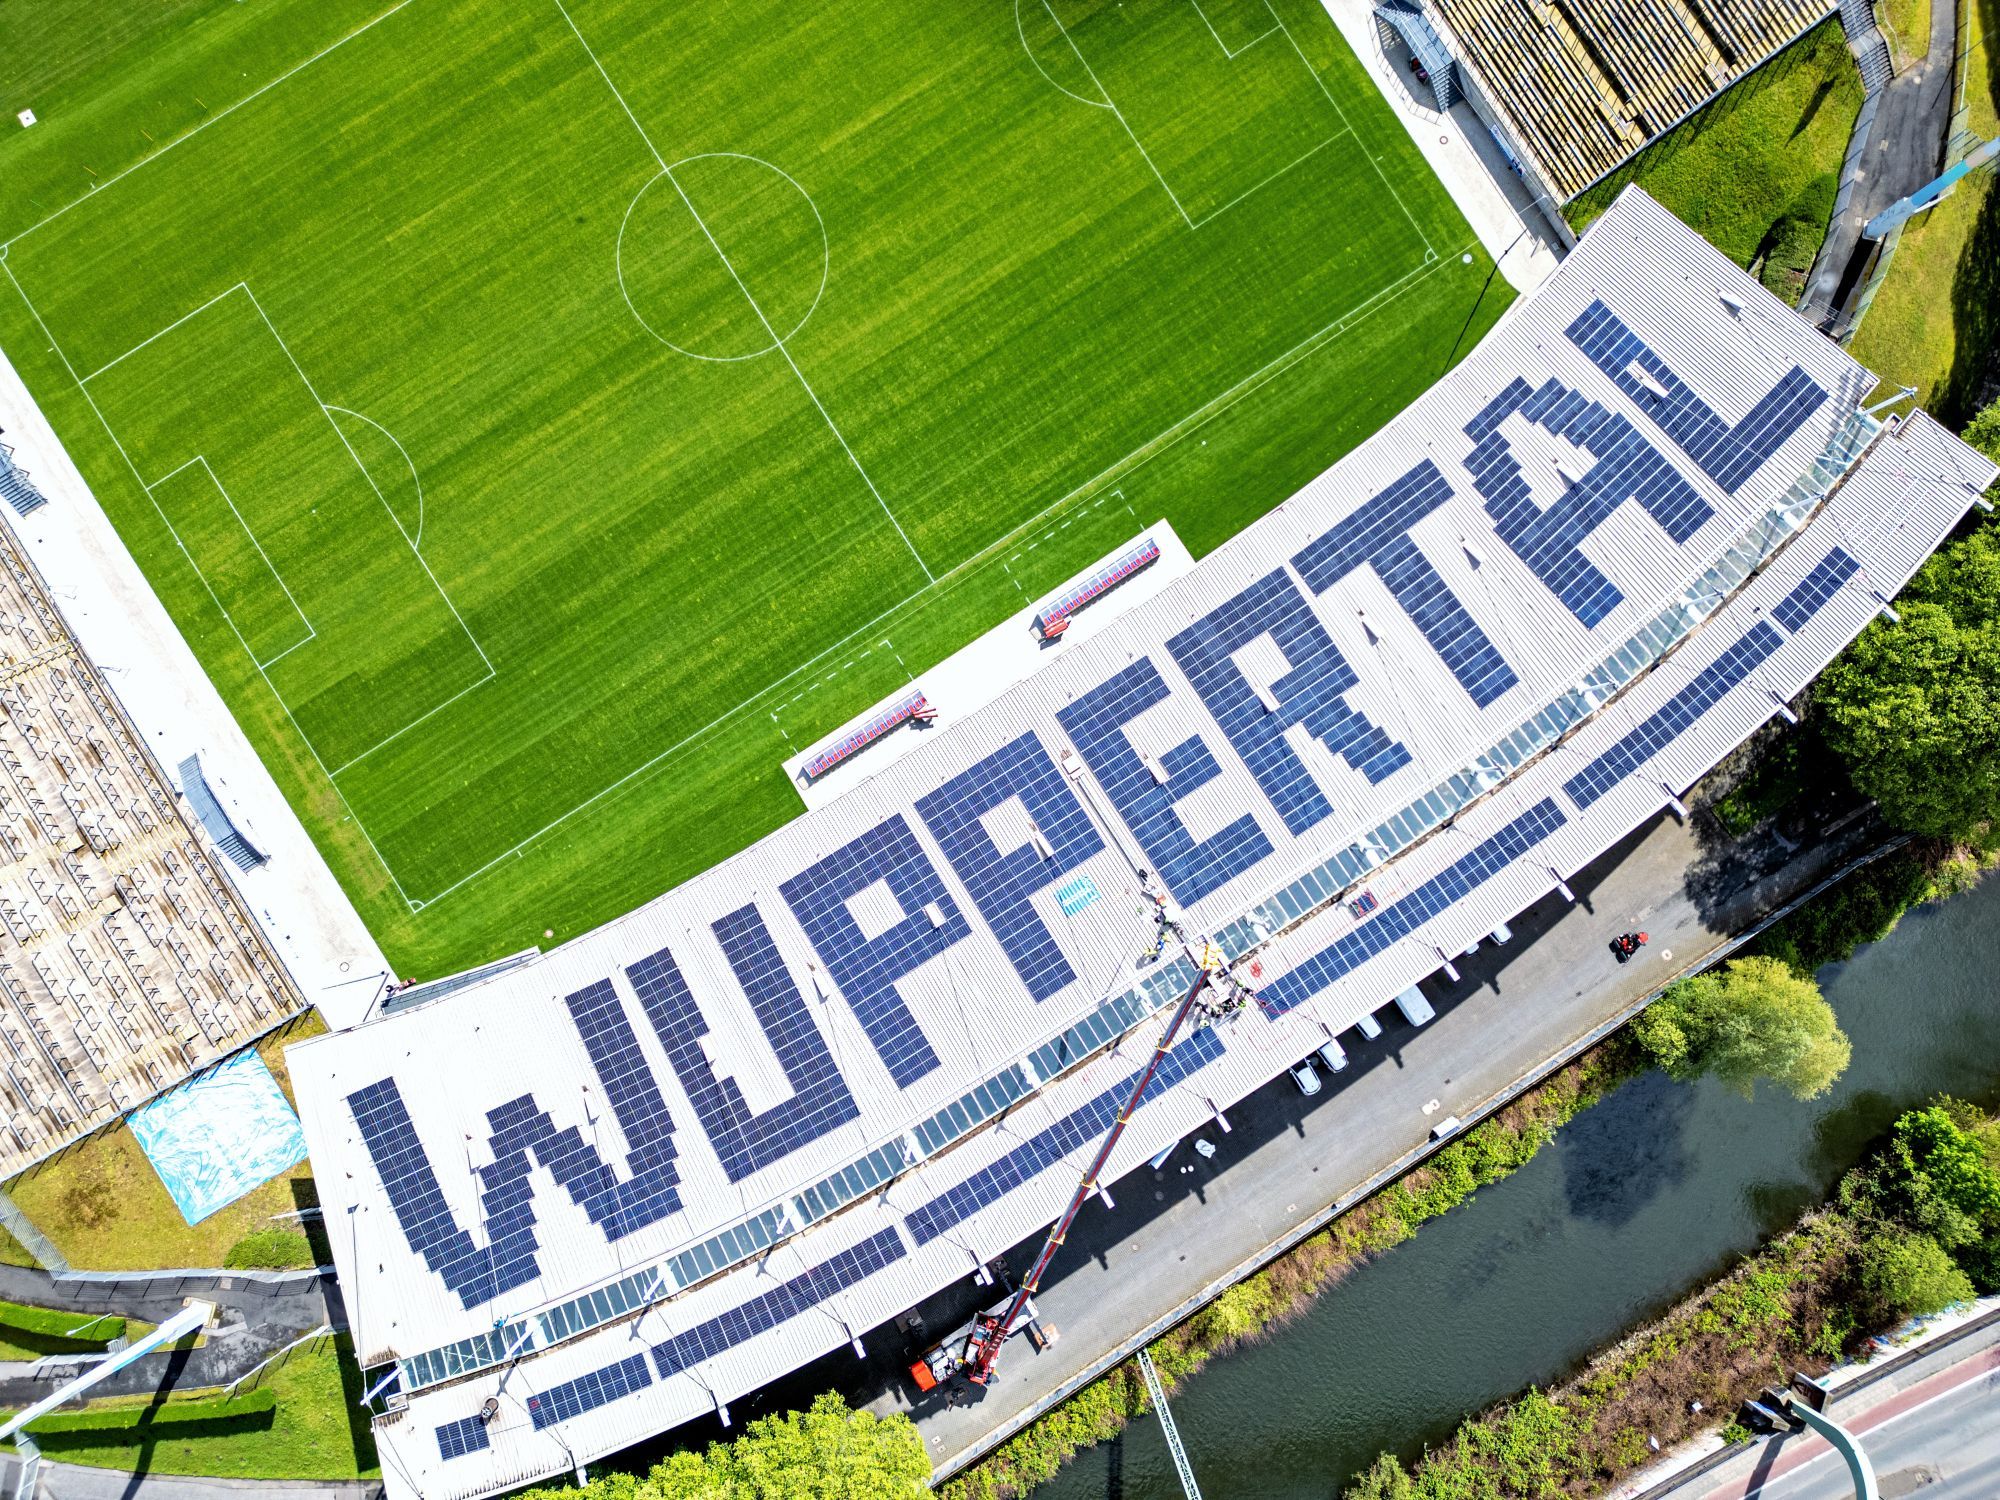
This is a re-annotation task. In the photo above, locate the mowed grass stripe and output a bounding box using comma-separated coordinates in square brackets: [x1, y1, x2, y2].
[0, 0, 1501, 967]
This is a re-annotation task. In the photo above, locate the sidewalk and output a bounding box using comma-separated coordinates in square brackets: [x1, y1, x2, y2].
[0, 1454, 379, 1500]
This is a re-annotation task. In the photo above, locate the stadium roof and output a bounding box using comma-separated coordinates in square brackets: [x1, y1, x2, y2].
[289, 188, 1997, 1499]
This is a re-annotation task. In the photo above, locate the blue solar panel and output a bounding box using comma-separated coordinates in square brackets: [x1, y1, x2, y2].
[551, 979, 683, 1236]
[779, 816, 968, 1088]
[1054, 658, 1273, 903]
[905, 1026, 1227, 1245]
[1166, 569, 1411, 836]
[526, 1351, 653, 1430]
[1562, 624, 1783, 808]
[1289, 460, 1520, 707]
[651, 1227, 907, 1379]
[1259, 799, 1568, 1015]
[914, 732, 1105, 1002]
[1462, 377, 1714, 627]
[347, 1077, 544, 1309]
[1566, 300, 1829, 494]
[435, 1414, 490, 1460]
[624, 906, 860, 1182]
[1772, 548, 1858, 632]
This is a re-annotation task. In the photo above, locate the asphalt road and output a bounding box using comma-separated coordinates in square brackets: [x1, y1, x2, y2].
[1639, 1313, 2000, 1500]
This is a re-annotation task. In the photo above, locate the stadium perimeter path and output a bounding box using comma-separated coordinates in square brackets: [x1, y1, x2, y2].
[839, 795, 1888, 1479]
[0, 1457, 378, 1500]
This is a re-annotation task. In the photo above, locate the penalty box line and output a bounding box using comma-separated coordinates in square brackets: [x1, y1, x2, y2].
[0, 257, 424, 912]
[407, 242, 1470, 913]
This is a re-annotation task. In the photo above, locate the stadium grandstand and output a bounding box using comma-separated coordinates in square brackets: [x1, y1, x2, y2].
[0, 518, 305, 1176]
[1406, 0, 1839, 199]
[288, 190, 1997, 1500]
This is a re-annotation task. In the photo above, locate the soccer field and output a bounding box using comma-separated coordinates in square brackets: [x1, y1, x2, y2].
[0, 0, 1512, 972]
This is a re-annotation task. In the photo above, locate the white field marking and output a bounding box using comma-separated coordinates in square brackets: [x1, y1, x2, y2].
[1189, 0, 1280, 58]
[407, 247, 1464, 911]
[143, 454, 316, 667]
[615, 155, 830, 363]
[239, 286, 492, 676]
[327, 667, 497, 775]
[1038, 0, 1194, 227]
[1259, 0, 1435, 257]
[78, 283, 250, 383]
[2, 0, 422, 254]
[324, 405, 426, 549]
[1188, 130, 1344, 227]
[0, 258, 422, 911]
[553, 0, 934, 585]
[1015, 0, 1113, 108]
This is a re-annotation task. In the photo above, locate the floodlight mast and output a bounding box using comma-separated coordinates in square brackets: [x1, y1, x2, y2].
[963, 967, 1214, 1386]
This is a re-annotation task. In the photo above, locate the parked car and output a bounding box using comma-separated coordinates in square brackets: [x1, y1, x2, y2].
[1355, 1011, 1384, 1040]
[1290, 1058, 1321, 1096]
[1318, 1038, 1349, 1072]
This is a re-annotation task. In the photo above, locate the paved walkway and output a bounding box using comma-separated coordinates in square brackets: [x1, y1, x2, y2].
[1801, 0, 1959, 324]
[0, 1264, 340, 1408]
[805, 784, 1889, 1476]
[0, 1454, 379, 1500]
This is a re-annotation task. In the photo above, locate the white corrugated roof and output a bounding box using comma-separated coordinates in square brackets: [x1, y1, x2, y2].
[289, 189, 1997, 1499]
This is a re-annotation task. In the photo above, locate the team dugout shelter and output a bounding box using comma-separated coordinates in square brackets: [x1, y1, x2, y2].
[290, 190, 1998, 1499]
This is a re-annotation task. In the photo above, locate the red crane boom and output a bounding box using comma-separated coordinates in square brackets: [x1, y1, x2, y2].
[962, 968, 1214, 1385]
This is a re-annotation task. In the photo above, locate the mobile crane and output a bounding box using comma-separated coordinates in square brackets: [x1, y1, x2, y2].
[908, 921, 1253, 1393]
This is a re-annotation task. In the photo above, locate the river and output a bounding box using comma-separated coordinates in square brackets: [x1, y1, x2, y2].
[1034, 870, 2000, 1500]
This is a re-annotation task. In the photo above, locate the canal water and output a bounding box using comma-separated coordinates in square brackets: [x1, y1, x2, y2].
[1035, 871, 2000, 1500]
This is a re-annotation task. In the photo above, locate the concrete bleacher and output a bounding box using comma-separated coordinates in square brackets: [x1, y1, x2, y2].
[1427, 0, 1836, 198]
[0, 518, 305, 1176]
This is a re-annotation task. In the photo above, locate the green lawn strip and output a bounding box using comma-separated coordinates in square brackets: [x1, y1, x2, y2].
[0, 0, 1494, 974]
[1878, 0, 1933, 68]
[939, 1041, 1641, 1500]
[1567, 22, 1861, 301]
[0, 1300, 123, 1361]
[2, 1015, 324, 1272]
[0, 1336, 379, 1479]
[1847, 0, 1997, 423]
[0, 1227, 35, 1271]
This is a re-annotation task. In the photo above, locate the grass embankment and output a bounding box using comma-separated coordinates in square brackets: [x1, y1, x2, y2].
[0, 1334, 379, 1479]
[1567, 22, 1862, 303]
[1849, 0, 1998, 424]
[1, 1015, 325, 1271]
[940, 1043, 1643, 1500]
[0, 1299, 124, 1361]
[1345, 1099, 2000, 1497]
[1879, 0, 1934, 69]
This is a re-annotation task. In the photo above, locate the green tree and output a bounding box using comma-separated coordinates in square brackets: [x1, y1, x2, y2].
[1815, 419, 2000, 840]
[1633, 956, 1850, 1098]
[1345, 1453, 1416, 1499]
[1858, 1227, 1974, 1320]
[521, 1394, 928, 1500]
[1876, 1104, 2000, 1250]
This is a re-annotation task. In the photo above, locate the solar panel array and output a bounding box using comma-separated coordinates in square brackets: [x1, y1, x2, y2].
[290, 193, 2000, 1500]
[433, 1414, 489, 1460]
[907, 1026, 1228, 1245]
[650, 1227, 908, 1379]
[525, 1352, 652, 1431]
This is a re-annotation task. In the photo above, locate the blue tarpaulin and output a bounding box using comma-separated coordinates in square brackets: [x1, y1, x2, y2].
[129, 1050, 307, 1224]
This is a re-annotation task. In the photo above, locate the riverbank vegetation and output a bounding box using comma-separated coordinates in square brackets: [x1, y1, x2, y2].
[1343, 1099, 2000, 1497]
[939, 1044, 1642, 1500]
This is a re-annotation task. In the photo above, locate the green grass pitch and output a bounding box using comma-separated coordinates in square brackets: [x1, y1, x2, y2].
[0, 0, 1513, 972]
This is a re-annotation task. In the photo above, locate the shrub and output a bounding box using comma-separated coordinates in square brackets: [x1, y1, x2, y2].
[224, 1228, 315, 1269]
[1874, 1104, 2000, 1250]
[1858, 1228, 1974, 1320]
